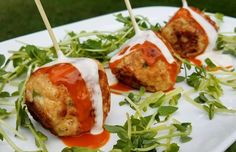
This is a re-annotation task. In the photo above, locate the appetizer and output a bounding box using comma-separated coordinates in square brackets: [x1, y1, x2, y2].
[25, 59, 110, 136]
[161, 0, 218, 57]
[25, 0, 110, 137]
[109, 0, 181, 92]
[109, 31, 180, 92]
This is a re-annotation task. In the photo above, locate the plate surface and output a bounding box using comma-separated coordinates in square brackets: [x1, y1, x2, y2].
[0, 6, 236, 152]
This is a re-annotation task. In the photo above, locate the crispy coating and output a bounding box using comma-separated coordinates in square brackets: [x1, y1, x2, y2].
[161, 7, 217, 57]
[110, 36, 181, 92]
[25, 63, 110, 136]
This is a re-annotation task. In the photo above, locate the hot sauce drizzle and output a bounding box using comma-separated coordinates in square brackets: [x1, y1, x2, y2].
[188, 57, 202, 67]
[61, 129, 110, 149]
[110, 82, 133, 94]
[110, 40, 179, 87]
[35, 63, 94, 132]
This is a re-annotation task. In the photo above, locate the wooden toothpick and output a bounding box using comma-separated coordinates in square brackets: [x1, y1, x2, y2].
[182, 0, 188, 8]
[34, 0, 63, 58]
[124, 0, 140, 34]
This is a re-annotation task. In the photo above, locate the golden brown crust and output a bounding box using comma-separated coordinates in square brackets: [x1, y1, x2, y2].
[25, 63, 110, 137]
[110, 48, 181, 92]
[161, 7, 217, 57]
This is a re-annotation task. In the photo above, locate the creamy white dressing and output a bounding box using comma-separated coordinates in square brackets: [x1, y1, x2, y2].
[39, 56, 104, 135]
[110, 30, 175, 64]
[183, 3, 217, 52]
[182, 0, 233, 67]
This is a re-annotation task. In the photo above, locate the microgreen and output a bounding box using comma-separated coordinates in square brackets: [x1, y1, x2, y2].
[158, 106, 178, 116]
[176, 76, 185, 83]
[166, 143, 180, 152]
[62, 147, 101, 152]
[0, 108, 11, 119]
[178, 54, 236, 119]
[0, 91, 11, 98]
[214, 13, 224, 22]
[205, 58, 216, 68]
[0, 54, 5, 67]
[106, 87, 191, 152]
[216, 32, 236, 57]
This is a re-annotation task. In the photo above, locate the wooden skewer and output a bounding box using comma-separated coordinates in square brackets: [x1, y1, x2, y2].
[182, 0, 188, 8]
[124, 0, 140, 34]
[34, 0, 62, 58]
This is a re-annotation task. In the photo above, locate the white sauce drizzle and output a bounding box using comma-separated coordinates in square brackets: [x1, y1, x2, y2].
[38, 56, 104, 135]
[110, 30, 175, 64]
[182, 1, 233, 67]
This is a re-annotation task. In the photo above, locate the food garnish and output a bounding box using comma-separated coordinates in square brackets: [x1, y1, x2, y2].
[174, 54, 236, 120]
[216, 30, 236, 57]
[64, 88, 192, 152]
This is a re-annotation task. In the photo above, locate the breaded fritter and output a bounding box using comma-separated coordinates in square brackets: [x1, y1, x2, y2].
[25, 62, 110, 136]
[109, 34, 181, 92]
[161, 7, 217, 57]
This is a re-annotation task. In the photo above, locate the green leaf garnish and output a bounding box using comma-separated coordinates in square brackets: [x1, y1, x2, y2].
[205, 58, 216, 68]
[180, 135, 192, 143]
[176, 76, 185, 83]
[0, 54, 5, 67]
[62, 147, 101, 152]
[158, 106, 178, 116]
[0, 92, 10, 98]
[167, 143, 180, 152]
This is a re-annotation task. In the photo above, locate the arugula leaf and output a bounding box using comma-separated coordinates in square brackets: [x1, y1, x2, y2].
[158, 106, 178, 116]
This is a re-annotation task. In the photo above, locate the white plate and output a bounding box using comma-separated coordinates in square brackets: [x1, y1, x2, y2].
[0, 6, 236, 152]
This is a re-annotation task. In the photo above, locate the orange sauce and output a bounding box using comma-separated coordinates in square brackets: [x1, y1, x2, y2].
[109, 45, 138, 70]
[109, 40, 179, 89]
[35, 63, 94, 132]
[140, 41, 179, 84]
[110, 82, 133, 94]
[168, 8, 209, 55]
[188, 57, 202, 67]
[61, 129, 110, 149]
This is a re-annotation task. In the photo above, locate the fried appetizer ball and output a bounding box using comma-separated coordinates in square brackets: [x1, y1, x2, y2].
[25, 59, 110, 136]
[109, 32, 181, 92]
[161, 7, 218, 57]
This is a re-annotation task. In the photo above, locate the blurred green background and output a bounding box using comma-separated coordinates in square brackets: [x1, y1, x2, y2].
[0, 0, 236, 42]
[0, 0, 236, 151]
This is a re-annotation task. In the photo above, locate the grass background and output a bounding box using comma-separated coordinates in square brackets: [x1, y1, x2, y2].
[0, 0, 236, 42]
[0, 0, 235, 151]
